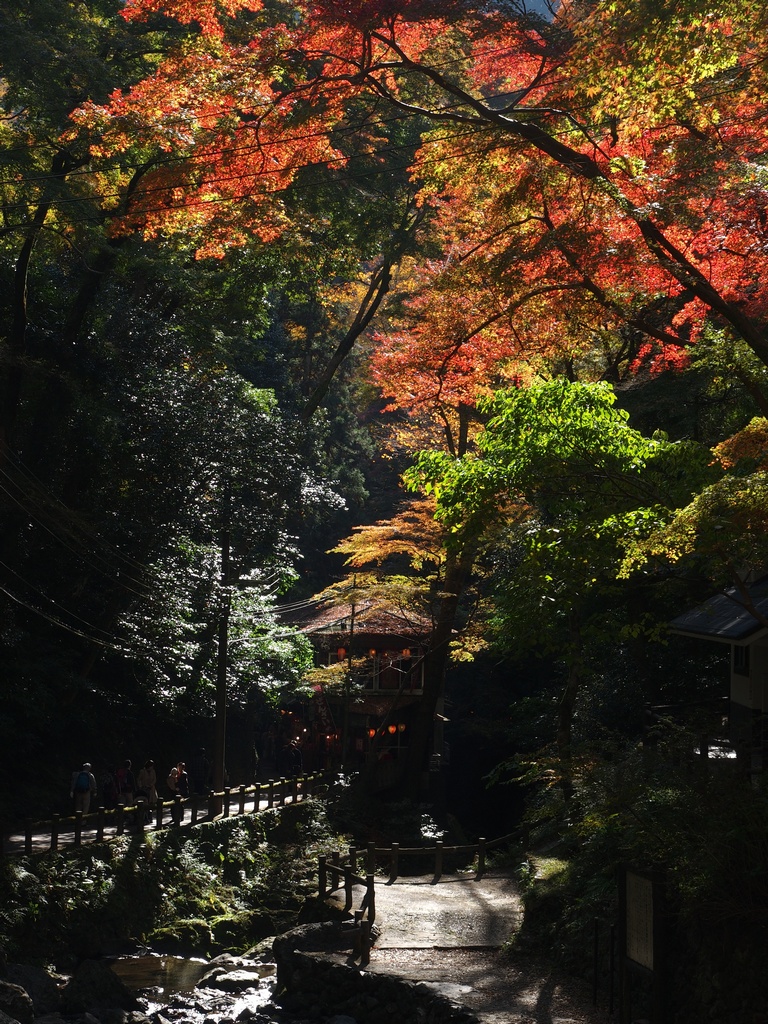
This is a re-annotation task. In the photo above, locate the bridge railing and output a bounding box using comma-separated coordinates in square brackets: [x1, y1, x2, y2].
[2, 772, 329, 857]
[316, 832, 518, 965]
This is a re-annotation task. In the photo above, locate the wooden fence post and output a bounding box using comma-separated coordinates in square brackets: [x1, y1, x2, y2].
[433, 840, 444, 881]
[224, 787, 231, 818]
[96, 807, 105, 842]
[349, 845, 357, 873]
[208, 790, 217, 819]
[173, 795, 183, 825]
[319, 855, 327, 899]
[155, 799, 164, 829]
[116, 804, 124, 836]
[191, 795, 199, 825]
[279, 778, 287, 806]
[268, 780, 275, 808]
[367, 841, 376, 875]
[238, 785, 246, 816]
[74, 812, 83, 847]
[344, 865, 353, 912]
[292, 776, 299, 803]
[477, 837, 486, 879]
[389, 842, 399, 883]
[51, 814, 60, 853]
[366, 874, 376, 925]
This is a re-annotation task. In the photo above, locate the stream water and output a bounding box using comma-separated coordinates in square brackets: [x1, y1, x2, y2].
[109, 952, 288, 1024]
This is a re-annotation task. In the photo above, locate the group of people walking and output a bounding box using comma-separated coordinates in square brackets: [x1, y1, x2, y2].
[70, 748, 212, 815]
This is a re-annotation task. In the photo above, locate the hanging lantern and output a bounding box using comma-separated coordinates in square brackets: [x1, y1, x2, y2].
[398, 723, 406, 732]
[387, 724, 397, 735]
[402, 648, 411, 658]
[368, 728, 376, 738]
[369, 648, 377, 658]
[337, 647, 346, 660]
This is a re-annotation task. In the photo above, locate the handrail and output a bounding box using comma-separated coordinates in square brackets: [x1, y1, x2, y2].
[1, 772, 330, 857]
[315, 832, 518, 964]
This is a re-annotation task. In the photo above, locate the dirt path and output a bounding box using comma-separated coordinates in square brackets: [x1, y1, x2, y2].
[352, 872, 611, 1024]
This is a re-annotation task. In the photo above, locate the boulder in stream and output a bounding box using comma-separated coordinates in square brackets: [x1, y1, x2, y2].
[5, 963, 61, 1015]
[61, 961, 140, 1014]
[0, 980, 34, 1024]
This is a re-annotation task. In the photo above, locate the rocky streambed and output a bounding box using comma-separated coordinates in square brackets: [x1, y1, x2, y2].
[0, 949, 311, 1024]
[0, 923, 480, 1024]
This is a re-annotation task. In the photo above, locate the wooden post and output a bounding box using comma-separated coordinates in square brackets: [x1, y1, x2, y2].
[389, 842, 399, 883]
[208, 790, 217, 819]
[74, 811, 83, 847]
[366, 874, 376, 925]
[434, 840, 443, 881]
[156, 799, 164, 829]
[224, 786, 231, 818]
[279, 777, 287, 806]
[51, 814, 60, 853]
[349, 845, 357, 873]
[344, 865, 353, 912]
[477, 837, 486, 879]
[292, 776, 299, 803]
[268, 779, 275, 808]
[174, 795, 183, 825]
[24, 820, 33, 856]
[191, 795, 199, 825]
[238, 785, 246, 816]
[319, 855, 327, 898]
[96, 807, 105, 842]
[367, 841, 376, 875]
[116, 804, 124, 836]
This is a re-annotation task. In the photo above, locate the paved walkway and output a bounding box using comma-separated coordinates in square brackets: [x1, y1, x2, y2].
[339, 872, 611, 1024]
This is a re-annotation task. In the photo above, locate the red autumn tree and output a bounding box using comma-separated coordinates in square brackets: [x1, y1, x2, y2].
[70, 0, 768, 396]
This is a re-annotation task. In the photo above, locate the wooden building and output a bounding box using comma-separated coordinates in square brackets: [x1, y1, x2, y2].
[670, 577, 768, 765]
[281, 598, 435, 790]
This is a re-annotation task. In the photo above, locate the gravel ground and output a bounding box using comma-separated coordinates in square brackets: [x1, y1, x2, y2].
[350, 873, 612, 1024]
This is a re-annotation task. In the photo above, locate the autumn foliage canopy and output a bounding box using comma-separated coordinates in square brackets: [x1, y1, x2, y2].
[65, 0, 768, 427]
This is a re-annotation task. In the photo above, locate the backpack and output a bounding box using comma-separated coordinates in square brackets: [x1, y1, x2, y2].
[74, 771, 91, 793]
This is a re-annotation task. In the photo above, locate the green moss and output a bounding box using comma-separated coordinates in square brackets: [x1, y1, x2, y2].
[0, 800, 345, 966]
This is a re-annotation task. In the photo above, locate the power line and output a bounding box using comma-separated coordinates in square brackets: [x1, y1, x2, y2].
[0, 466, 152, 599]
[0, 556, 134, 645]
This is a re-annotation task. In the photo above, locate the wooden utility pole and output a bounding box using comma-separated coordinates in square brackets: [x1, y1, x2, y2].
[213, 480, 231, 811]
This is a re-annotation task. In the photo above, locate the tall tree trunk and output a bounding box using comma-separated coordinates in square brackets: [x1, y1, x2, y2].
[403, 542, 477, 799]
[556, 609, 583, 802]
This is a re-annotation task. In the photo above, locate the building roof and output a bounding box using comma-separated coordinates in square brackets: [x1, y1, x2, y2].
[669, 578, 768, 643]
[278, 597, 431, 642]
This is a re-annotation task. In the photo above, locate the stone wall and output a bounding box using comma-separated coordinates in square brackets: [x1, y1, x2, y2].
[273, 923, 480, 1024]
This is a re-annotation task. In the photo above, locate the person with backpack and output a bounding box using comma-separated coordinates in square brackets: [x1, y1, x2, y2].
[100, 767, 118, 809]
[115, 759, 136, 805]
[70, 763, 97, 814]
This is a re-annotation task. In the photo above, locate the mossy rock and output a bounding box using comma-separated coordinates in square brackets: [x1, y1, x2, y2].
[147, 918, 213, 954]
[262, 801, 321, 844]
[210, 910, 275, 950]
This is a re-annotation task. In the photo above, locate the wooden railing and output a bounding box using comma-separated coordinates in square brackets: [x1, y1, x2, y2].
[316, 832, 518, 965]
[2, 773, 328, 857]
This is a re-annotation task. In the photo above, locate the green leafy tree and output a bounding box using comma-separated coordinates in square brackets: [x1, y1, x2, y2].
[409, 379, 711, 792]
